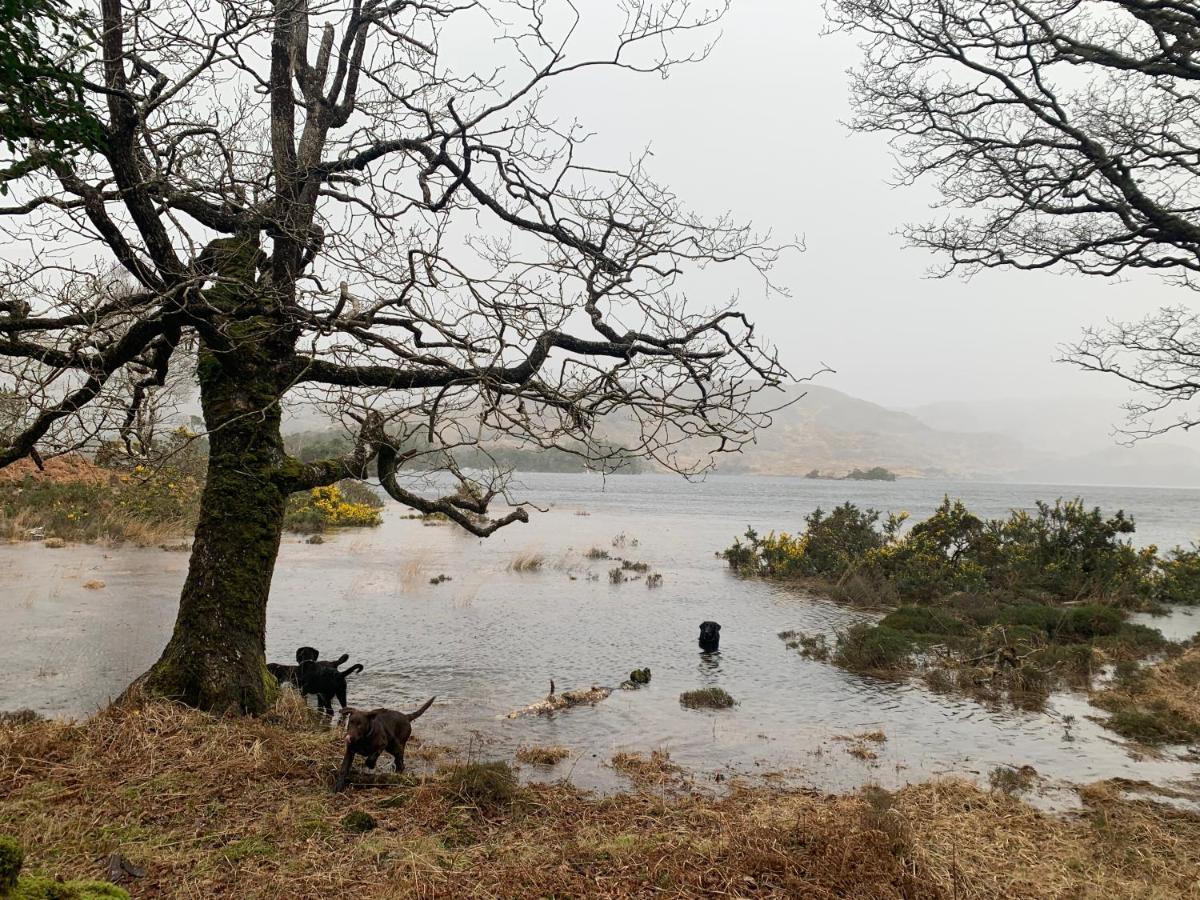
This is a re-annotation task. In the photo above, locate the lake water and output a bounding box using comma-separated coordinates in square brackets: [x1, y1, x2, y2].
[2, 474, 1199, 800]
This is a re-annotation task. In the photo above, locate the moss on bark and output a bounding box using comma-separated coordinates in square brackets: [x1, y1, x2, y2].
[139, 236, 298, 714]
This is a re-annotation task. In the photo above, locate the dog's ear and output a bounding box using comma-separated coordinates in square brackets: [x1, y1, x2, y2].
[715, 623, 721, 632]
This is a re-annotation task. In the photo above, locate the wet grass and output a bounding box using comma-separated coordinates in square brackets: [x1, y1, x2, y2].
[1, 701, 1198, 897]
[1093, 644, 1200, 745]
[829, 599, 1173, 712]
[515, 745, 570, 766]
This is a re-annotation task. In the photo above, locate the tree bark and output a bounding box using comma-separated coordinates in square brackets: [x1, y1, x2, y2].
[138, 236, 294, 713]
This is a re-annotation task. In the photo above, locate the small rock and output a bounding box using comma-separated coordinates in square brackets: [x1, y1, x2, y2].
[43, 538, 66, 549]
[340, 811, 377, 833]
[306, 535, 325, 545]
[83, 580, 106, 590]
[159, 543, 189, 552]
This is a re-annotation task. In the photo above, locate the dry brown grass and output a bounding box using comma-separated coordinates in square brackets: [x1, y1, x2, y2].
[515, 745, 570, 766]
[1, 701, 1198, 898]
[608, 750, 682, 785]
[507, 551, 545, 573]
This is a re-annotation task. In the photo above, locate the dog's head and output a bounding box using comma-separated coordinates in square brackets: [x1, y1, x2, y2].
[297, 659, 318, 681]
[295, 646, 319, 664]
[344, 709, 377, 745]
[699, 621, 721, 639]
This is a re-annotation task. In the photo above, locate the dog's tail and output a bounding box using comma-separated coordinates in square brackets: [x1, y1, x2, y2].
[339, 663, 364, 677]
[408, 696, 435, 721]
[332, 653, 349, 667]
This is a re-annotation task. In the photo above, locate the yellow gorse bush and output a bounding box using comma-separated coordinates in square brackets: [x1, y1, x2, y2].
[307, 485, 382, 527]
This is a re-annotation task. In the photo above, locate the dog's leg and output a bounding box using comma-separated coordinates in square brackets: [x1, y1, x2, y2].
[393, 741, 406, 773]
[334, 748, 354, 793]
[319, 694, 334, 715]
[336, 681, 348, 710]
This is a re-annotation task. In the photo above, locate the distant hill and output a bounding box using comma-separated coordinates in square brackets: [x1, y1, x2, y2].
[716, 384, 1033, 479]
[268, 382, 1200, 487]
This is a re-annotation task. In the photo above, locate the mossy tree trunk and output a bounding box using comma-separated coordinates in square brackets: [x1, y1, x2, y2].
[140, 237, 298, 714]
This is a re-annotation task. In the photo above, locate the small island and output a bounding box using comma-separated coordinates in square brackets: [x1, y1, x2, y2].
[804, 466, 898, 482]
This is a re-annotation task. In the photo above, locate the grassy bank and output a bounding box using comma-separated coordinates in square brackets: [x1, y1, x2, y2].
[731, 498, 1200, 726]
[0, 701, 1197, 898]
[0, 700, 1195, 897]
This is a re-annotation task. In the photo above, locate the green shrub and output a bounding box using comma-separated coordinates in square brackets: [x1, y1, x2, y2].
[1158, 545, 1200, 604]
[833, 624, 912, 672]
[726, 496, 1169, 607]
[878, 606, 971, 639]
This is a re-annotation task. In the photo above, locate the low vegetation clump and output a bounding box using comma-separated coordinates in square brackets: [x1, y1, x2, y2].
[679, 687, 737, 709]
[439, 761, 519, 811]
[779, 630, 831, 660]
[732, 498, 1197, 726]
[508, 552, 545, 573]
[515, 745, 571, 766]
[0, 701, 1197, 897]
[0, 834, 128, 898]
[1092, 643, 1200, 745]
[989, 765, 1038, 797]
[609, 750, 682, 783]
[282, 483, 383, 534]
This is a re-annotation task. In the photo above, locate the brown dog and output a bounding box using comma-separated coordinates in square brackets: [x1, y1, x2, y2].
[334, 698, 435, 792]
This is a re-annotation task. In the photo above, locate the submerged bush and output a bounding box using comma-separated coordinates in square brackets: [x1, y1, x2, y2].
[679, 687, 737, 709]
[833, 623, 913, 673]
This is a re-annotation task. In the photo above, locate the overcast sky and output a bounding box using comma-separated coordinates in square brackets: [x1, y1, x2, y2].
[525, 0, 1181, 421]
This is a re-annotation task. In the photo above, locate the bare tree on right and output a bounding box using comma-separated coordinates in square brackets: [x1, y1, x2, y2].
[829, 0, 1200, 435]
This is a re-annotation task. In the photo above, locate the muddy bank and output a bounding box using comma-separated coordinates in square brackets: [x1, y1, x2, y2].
[1, 700, 1198, 898]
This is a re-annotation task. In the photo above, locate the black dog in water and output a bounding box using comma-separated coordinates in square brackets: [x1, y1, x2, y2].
[267, 647, 350, 688]
[698, 621, 721, 652]
[299, 659, 364, 715]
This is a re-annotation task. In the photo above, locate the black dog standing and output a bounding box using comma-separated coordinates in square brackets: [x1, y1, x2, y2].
[698, 621, 721, 652]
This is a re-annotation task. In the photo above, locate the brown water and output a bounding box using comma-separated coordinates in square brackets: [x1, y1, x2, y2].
[2, 474, 1198, 798]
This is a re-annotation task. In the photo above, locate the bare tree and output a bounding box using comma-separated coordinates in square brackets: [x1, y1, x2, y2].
[0, 0, 792, 713]
[828, 0, 1200, 431]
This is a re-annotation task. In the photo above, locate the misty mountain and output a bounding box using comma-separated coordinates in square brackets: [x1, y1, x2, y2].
[719, 384, 1033, 479]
